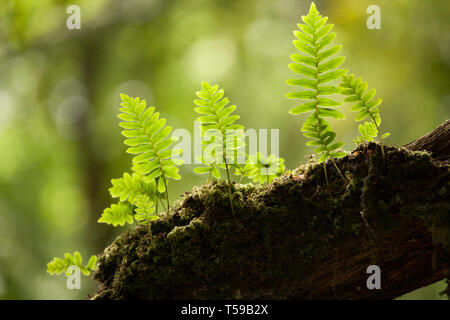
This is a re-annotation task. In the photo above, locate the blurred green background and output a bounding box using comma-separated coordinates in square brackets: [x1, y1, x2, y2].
[0, 0, 448, 299]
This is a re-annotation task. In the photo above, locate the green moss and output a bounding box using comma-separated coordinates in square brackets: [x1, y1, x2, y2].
[91, 143, 449, 300]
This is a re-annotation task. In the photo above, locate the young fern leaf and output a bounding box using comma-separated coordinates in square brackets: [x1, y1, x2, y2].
[98, 201, 134, 226]
[193, 156, 221, 181]
[134, 194, 159, 228]
[248, 153, 286, 184]
[47, 252, 97, 277]
[354, 122, 378, 144]
[233, 163, 256, 183]
[194, 82, 245, 174]
[340, 74, 390, 162]
[109, 172, 157, 204]
[286, 2, 348, 186]
[193, 81, 246, 211]
[118, 94, 183, 213]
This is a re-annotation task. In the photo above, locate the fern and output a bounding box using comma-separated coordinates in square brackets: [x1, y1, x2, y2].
[47, 251, 97, 277]
[233, 163, 256, 183]
[134, 194, 159, 233]
[340, 74, 390, 162]
[193, 82, 245, 179]
[118, 94, 183, 213]
[109, 172, 157, 204]
[193, 156, 221, 181]
[286, 2, 348, 186]
[248, 153, 286, 184]
[98, 201, 134, 226]
[193, 81, 246, 211]
[354, 122, 378, 144]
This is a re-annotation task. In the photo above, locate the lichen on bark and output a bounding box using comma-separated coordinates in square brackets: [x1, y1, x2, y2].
[91, 141, 449, 300]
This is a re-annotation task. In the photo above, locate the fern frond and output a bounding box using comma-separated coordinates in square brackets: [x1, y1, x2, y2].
[193, 156, 221, 180]
[233, 163, 256, 181]
[340, 74, 381, 124]
[47, 252, 97, 277]
[134, 194, 159, 225]
[286, 3, 347, 166]
[193, 81, 246, 212]
[248, 153, 286, 184]
[118, 93, 183, 211]
[109, 172, 157, 204]
[354, 122, 378, 144]
[340, 74, 390, 160]
[98, 201, 134, 226]
[194, 81, 245, 169]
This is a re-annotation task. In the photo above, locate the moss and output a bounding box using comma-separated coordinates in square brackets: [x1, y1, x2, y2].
[91, 142, 449, 300]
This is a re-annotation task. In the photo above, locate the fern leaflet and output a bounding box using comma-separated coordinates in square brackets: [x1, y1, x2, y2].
[98, 201, 134, 226]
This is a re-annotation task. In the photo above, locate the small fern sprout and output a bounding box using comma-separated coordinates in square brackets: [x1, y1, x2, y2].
[118, 94, 183, 213]
[47, 251, 97, 277]
[354, 122, 378, 144]
[193, 81, 246, 211]
[134, 194, 159, 233]
[286, 2, 348, 187]
[340, 74, 390, 162]
[233, 163, 256, 183]
[248, 153, 286, 184]
[98, 171, 157, 226]
[193, 156, 221, 182]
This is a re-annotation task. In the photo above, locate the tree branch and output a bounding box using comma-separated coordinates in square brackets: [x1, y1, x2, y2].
[92, 120, 450, 300]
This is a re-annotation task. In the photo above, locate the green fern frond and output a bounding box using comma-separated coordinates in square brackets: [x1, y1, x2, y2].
[193, 82, 246, 178]
[354, 122, 378, 144]
[193, 156, 221, 180]
[340, 74, 390, 160]
[248, 153, 286, 184]
[233, 163, 256, 182]
[109, 172, 157, 204]
[286, 2, 348, 185]
[194, 81, 245, 170]
[286, 2, 347, 122]
[47, 252, 97, 277]
[134, 194, 159, 225]
[118, 93, 183, 211]
[98, 201, 134, 226]
[193, 81, 247, 212]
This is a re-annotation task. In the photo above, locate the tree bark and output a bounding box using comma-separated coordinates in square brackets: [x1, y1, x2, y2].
[92, 120, 450, 300]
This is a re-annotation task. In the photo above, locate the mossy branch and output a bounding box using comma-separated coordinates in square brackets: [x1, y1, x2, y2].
[91, 120, 450, 300]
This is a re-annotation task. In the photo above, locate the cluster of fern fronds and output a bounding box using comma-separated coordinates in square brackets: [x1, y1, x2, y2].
[286, 2, 389, 184]
[47, 2, 392, 282]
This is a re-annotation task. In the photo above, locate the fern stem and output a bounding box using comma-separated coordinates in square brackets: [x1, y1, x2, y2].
[369, 115, 386, 165]
[211, 94, 235, 214]
[312, 33, 338, 188]
[162, 175, 170, 215]
[158, 196, 166, 215]
[323, 162, 329, 188]
[223, 158, 235, 214]
[331, 158, 346, 182]
[331, 158, 355, 191]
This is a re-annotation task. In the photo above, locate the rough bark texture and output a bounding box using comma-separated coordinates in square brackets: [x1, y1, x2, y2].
[91, 121, 450, 300]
